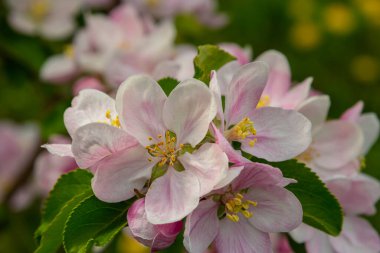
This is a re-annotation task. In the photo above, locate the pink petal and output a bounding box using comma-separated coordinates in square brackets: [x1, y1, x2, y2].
[289, 223, 316, 243]
[231, 162, 285, 191]
[330, 216, 380, 253]
[358, 113, 379, 155]
[209, 71, 225, 131]
[256, 50, 291, 103]
[213, 166, 244, 190]
[71, 123, 140, 169]
[145, 168, 201, 224]
[41, 144, 73, 157]
[115, 75, 167, 147]
[216, 61, 240, 95]
[64, 89, 116, 137]
[312, 120, 363, 169]
[127, 198, 182, 251]
[341, 101, 364, 122]
[297, 95, 330, 131]
[225, 62, 268, 127]
[210, 123, 249, 164]
[179, 143, 228, 196]
[305, 230, 335, 253]
[215, 217, 271, 253]
[242, 107, 312, 161]
[72, 77, 105, 96]
[246, 186, 302, 232]
[219, 43, 252, 65]
[326, 174, 380, 215]
[40, 54, 78, 84]
[163, 79, 216, 147]
[280, 77, 312, 109]
[184, 199, 219, 253]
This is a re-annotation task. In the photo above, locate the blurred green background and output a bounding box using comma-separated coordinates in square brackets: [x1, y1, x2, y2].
[0, 0, 379, 252]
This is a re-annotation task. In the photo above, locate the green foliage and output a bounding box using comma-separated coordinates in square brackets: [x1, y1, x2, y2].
[193, 45, 236, 84]
[158, 77, 179, 96]
[271, 160, 343, 236]
[34, 169, 131, 253]
[63, 196, 131, 253]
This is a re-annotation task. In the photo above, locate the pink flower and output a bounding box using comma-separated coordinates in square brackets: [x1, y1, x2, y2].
[34, 135, 77, 196]
[290, 173, 380, 253]
[270, 234, 294, 253]
[127, 198, 182, 250]
[0, 121, 39, 203]
[219, 43, 252, 65]
[210, 61, 312, 162]
[6, 0, 81, 39]
[184, 163, 302, 253]
[296, 96, 364, 179]
[72, 77, 106, 96]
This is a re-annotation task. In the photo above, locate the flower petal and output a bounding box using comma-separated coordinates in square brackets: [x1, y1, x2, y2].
[184, 199, 219, 253]
[179, 143, 229, 196]
[246, 186, 303, 232]
[213, 166, 244, 190]
[341, 101, 363, 122]
[225, 61, 268, 127]
[215, 217, 271, 253]
[305, 230, 335, 253]
[280, 77, 312, 109]
[256, 50, 291, 103]
[210, 71, 225, 131]
[312, 120, 363, 169]
[40, 54, 78, 84]
[64, 89, 116, 137]
[115, 75, 167, 146]
[242, 107, 312, 161]
[41, 144, 74, 157]
[289, 223, 316, 243]
[326, 174, 380, 215]
[71, 123, 139, 169]
[297, 95, 330, 132]
[163, 79, 216, 147]
[145, 168, 201, 224]
[358, 113, 379, 155]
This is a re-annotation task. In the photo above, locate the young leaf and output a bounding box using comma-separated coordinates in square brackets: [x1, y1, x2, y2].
[193, 45, 236, 84]
[63, 195, 132, 253]
[271, 160, 343, 236]
[158, 77, 179, 96]
[37, 169, 93, 235]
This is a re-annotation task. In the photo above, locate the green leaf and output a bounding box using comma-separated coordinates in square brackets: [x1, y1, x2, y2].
[63, 195, 132, 253]
[37, 169, 93, 235]
[158, 77, 179, 96]
[193, 45, 236, 84]
[271, 160, 343, 236]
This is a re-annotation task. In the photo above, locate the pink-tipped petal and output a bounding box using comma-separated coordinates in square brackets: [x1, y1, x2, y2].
[246, 186, 303, 233]
[330, 216, 380, 253]
[115, 75, 167, 147]
[145, 168, 201, 224]
[163, 79, 216, 147]
[179, 143, 228, 196]
[312, 120, 363, 169]
[64, 89, 116, 137]
[243, 107, 312, 161]
[215, 217, 271, 253]
[280, 77, 312, 109]
[71, 123, 139, 169]
[341, 101, 364, 122]
[297, 95, 330, 131]
[225, 61, 268, 127]
[184, 199, 219, 253]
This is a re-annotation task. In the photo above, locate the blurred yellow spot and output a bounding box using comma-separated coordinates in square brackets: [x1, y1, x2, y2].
[118, 232, 149, 253]
[288, 0, 316, 20]
[289, 22, 321, 50]
[147, 0, 159, 8]
[29, 0, 49, 22]
[256, 95, 270, 108]
[351, 55, 380, 83]
[323, 3, 356, 35]
[64, 45, 75, 59]
[355, 0, 380, 27]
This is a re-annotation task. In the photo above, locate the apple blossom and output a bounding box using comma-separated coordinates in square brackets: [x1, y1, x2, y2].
[127, 198, 183, 250]
[184, 162, 302, 253]
[210, 61, 312, 162]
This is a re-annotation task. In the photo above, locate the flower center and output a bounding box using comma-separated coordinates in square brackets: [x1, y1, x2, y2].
[225, 117, 257, 147]
[224, 193, 257, 222]
[256, 95, 271, 108]
[105, 110, 121, 128]
[29, 0, 49, 22]
[146, 131, 183, 167]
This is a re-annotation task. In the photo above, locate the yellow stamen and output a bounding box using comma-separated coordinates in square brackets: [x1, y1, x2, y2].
[225, 117, 258, 145]
[224, 192, 258, 223]
[103, 110, 121, 128]
[256, 95, 271, 108]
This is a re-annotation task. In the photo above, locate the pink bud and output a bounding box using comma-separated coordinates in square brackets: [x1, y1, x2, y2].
[72, 77, 105, 96]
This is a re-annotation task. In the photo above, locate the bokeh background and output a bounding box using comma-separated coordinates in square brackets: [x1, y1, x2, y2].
[0, 0, 379, 252]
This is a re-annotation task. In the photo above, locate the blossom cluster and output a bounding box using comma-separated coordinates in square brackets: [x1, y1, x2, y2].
[40, 45, 380, 252]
